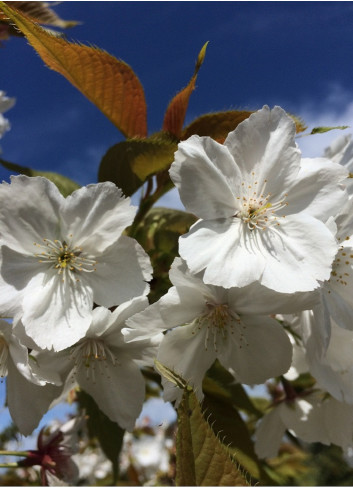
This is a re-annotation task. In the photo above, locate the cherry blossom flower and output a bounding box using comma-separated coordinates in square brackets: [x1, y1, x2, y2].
[324, 133, 353, 196]
[0, 319, 62, 436]
[0, 176, 152, 351]
[33, 297, 161, 431]
[169, 105, 348, 293]
[125, 258, 320, 403]
[300, 314, 353, 405]
[290, 198, 353, 367]
[255, 389, 353, 459]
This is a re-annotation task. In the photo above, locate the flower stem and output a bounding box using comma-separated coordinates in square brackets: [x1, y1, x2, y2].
[0, 462, 20, 468]
[0, 450, 30, 457]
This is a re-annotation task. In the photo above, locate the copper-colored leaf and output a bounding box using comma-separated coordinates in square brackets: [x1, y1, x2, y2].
[182, 110, 253, 143]
[1, 1, 78, 28]
[0, 2, 147, 138]
[288, 113, 307, 134]
[162, 42, 208, 139]
[182, 110, 307, 143]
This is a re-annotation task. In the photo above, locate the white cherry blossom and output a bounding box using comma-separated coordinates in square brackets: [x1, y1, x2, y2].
[125, 258, 314, 404]
[300, 313, 353, 405]
[255, 390, 353, 459]
[0, 318, 63, 436]
[324, 133, 353, 196]
[33, 297, 161, 432]
[0, 176, 152, 351]
[169, 105, 348, 293]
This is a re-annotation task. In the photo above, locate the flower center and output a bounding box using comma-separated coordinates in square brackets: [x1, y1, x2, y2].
[70, 338, 119, 383]
[0, 335, 9, 379]
[33, 237, 97, 281]
[191, 302, 248, 353]
[235, 174, 288, 230]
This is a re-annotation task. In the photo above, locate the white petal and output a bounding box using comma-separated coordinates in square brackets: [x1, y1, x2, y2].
[0, 176, 63, 254]
[300, 301, 332, 357]
[78, 353, 145, 431]
[179, 218, 265, 288]
[21, 273, 93, 351]
[325, 287, 353, 332]
[92, 236, 152, 306]
[124, 300, 167, 342]
[259, 214, 338, 293]
[307, 322, 353, 404]
[224, 106, 301, 199]
[159, 287, 206, 328]
[254, 408, 286, 459]
[280, 396, 330, 445]
[0, 246, 42, 315]
[323, 398, 353, 449]
[7, 359, 62, 436]
[169, 136, 239, 219]
[227, 282, 320, 316]
[157, 324, 217, 402]
[62, 182, 136, 254]
[285, 157, 348, 220]
[220, 315, 292, 384]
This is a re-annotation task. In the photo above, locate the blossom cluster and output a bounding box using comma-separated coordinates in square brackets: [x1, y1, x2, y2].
[1, 102, 353, 468]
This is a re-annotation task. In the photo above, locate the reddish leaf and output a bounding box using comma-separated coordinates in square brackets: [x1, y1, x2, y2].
[0, 2, 147, 138]
[182, 110, 253, 143]
[162, 42, 208, 139]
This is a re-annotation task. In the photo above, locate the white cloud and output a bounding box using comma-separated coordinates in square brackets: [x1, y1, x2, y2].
[296, 84, 353, 158]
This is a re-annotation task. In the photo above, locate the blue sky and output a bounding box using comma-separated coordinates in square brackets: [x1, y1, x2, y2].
[2, 1, 353, 192]
[1, 0, 353, 439]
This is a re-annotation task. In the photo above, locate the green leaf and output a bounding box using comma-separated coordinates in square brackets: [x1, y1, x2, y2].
[203, 360, 262, 417]
[76, 390, 125, 484]
[134, 206, 197, 250]
[310, 125, 349, 134]
[130, 133, 178, 181]
[0, 158, 80, 197]
[133, 207, 196, 303]
[98, 141, 143, 196]
[202, 393, 261, 481]
[98, 135, 177, 195]
[176, 387, 250, 486]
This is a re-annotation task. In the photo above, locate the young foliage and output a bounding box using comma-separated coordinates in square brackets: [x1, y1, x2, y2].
[0, 2, 147, 138]
[311, 125, 349, 134]
[162, 42, 208, 139]
[182, 110, 253, 143]
[182, 110, 307, 143]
